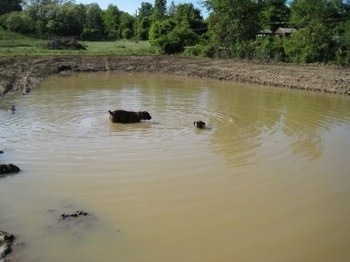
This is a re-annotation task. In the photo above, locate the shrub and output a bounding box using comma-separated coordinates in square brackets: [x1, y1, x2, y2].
[122, 28, 133, 40]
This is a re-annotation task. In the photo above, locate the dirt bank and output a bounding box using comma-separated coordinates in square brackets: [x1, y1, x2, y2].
[1, 55, 349, 97]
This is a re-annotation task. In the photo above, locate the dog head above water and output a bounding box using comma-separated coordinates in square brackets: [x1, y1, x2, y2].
[137, 111, 152, 120]
[194, 120, 206, 129]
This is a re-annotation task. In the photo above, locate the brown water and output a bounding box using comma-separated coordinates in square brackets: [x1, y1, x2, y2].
[1, 72, 350, 262]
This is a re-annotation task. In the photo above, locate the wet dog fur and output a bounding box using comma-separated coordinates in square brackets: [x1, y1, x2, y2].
[109, 110, 152, 123]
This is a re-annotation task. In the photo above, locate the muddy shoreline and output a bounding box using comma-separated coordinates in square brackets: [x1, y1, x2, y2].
[1, 55, 350, 97]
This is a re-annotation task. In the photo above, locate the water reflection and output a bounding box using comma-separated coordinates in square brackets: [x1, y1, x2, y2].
[203, 83, 350, 164]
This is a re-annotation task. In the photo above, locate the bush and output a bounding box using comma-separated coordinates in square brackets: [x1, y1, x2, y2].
[5, 11, 34, 34]
[149, 19, 199, 55]
[231, 41, 256, 60]
[250, 36, 286, 62]
[122, 28, 133, 40]
[283, 21, 333, 63]
[183, 45, 201, 56]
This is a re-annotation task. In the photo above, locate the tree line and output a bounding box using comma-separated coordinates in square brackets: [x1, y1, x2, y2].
[1, 0, 350, 64]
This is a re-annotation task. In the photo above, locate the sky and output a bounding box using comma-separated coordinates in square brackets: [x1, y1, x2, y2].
[76, 0, 208, 17]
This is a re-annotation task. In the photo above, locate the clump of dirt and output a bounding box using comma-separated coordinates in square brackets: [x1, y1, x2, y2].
[0, 55, 349, 98]
[0, 230, 15, 260]
[0, 163, 20, 176]
[0, 151, 21, 177]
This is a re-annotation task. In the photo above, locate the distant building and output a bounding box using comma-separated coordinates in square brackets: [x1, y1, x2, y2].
[256, 29, 273, 38]
[274, 27, 297, 37]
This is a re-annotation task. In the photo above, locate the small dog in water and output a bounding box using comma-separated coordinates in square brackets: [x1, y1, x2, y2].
[108, 110, 152, 123]
[8, 105, 15, 114]
[194, 120, 206, 129]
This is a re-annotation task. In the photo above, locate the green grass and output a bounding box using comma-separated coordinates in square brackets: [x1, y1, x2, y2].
[82, 41, 161, 55]
[0, 29, 161, 56]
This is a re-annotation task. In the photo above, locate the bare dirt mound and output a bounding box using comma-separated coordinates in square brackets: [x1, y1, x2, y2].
[0, 55, 349, 97]
[46, 38, 86, 50]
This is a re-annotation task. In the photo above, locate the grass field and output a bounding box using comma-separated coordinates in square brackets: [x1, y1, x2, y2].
[0, 29, 161, 56]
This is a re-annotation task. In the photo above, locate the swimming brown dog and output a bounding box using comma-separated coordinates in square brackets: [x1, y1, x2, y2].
[194, 120, 206, 129]
[108, 110, 152, 123]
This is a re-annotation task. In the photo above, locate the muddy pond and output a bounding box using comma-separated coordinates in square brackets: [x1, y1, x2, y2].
[1, 72, 350, 262]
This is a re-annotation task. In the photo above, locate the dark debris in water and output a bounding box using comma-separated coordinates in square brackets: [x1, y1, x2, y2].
[61, 210, 89, 220]
[46, 207, 97, 240]
[0, 150, 21, 176]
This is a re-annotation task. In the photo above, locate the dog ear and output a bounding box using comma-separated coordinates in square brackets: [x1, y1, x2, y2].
[108, 110, 114, 116]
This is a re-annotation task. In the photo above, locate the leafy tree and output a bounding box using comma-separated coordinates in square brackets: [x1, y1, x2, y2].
[136, 2, 153, 40]
[170, 3, 206, 34]
[137, 17, 151, 40]
[151, 0, 166, 21]
[23, 1, 55, 26]
[35, 19, 46, 37]
[289, 0, 343, 28]
[22, 0, 74, 7]
[149, 18, 176, 41]
[102, 4, 121, 38]
[5, 11, 34, 33]
[259, 0, 290, 31]
[333, 20, 350, 64]
[0, 12, 9, 28]
[286, 0, 349, 63]
[283, 19, 333, 62]
[203, 0, 261, 58]
[84, 3, 103, 30]
[139, 2, 153, 18]
[17, 0, 86, 37]
[168, 1, 176, 16]
[21, 0, 74, 21]
[0, 0, 22, 15]
[329, 0, 350, 64]
[149, 2, 205, 54]
[46, 3, 84, 36]
[119, 11, 135, 39]
[82, 3, 104, 39]
[149, 19, 176, 53]
[45, 4, 60, 35]
[150, 19, 198, 53]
